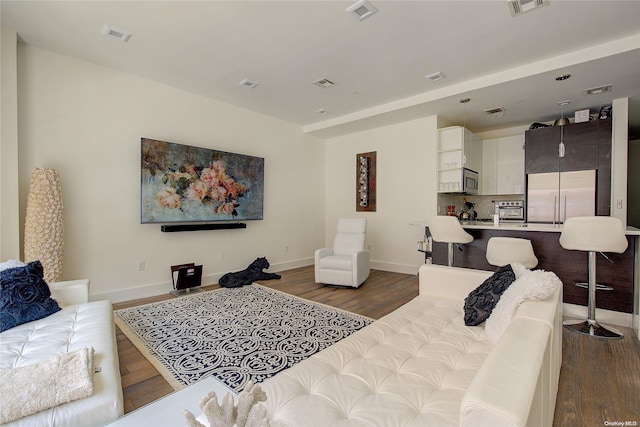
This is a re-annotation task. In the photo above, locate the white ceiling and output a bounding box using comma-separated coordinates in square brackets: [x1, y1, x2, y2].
[2, 0, 640, 138]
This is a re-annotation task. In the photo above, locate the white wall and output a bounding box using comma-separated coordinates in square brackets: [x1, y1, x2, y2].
[324, 116, 438, 274]
[16, 45, 326, 301]
[612, 98, 629, 225]
[1, 28, 20, 260]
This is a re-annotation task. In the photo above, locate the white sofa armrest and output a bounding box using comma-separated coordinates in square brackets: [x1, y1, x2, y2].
[419, 264, 492, 300]
[50, 279, 90, 306]
[460, 318, 551, 427]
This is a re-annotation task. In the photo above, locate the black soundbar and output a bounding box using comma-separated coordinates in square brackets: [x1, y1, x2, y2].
[161, 223, 247, 232]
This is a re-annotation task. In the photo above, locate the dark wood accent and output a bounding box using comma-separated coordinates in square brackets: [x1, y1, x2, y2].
[560, 121, 600, 172]
[525, 125, 561, 174]
[356, 151, 377, 212]
[597, 119, 613, 216]
[114, 265, 640, 427]
[432, 228, 635, 313]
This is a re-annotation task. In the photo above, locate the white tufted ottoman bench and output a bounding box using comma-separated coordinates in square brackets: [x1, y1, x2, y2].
[261, 264, 562, 427]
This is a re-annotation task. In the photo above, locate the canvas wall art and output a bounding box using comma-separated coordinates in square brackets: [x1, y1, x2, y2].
[141, 138, 264, 223]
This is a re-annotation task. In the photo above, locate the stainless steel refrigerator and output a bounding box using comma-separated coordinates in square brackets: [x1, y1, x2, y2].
[526, 170, 596, 223]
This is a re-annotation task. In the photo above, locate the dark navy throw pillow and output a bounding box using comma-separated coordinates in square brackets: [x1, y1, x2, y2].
[463, 264, 516, 326]
[0, 260, 61, 332]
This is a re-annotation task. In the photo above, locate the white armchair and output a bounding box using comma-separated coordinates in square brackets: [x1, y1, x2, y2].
[315, 218, 370, 288]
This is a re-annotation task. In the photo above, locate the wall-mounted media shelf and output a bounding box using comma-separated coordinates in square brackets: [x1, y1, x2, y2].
[161, 223, 247, 232]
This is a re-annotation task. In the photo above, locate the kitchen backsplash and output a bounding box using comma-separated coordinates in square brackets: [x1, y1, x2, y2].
[438, 193, 524, 219]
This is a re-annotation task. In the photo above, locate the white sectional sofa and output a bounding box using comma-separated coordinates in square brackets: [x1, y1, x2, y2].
[261, 264, 562, 427]
[0, 279, 124, 427]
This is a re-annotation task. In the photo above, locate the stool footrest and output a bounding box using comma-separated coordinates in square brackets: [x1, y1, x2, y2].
[573, 282, 614, 291]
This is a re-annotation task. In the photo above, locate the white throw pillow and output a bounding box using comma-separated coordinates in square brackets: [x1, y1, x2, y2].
[485, 268, 561, 344]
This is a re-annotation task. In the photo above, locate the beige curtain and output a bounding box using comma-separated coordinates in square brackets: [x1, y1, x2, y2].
[24, 168, 64, 283]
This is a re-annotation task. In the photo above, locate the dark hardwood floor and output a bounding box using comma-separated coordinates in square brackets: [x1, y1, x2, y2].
[114, 266, 640, 426]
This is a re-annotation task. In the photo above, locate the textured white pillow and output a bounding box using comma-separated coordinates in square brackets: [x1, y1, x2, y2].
[0, 259, 25, 273]
[510, 262, 530, 279]
[485, 268, 561, 344]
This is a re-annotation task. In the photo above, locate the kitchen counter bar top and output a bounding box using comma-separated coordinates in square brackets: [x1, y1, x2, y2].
[411, 218, 638, 318]
[410, 220, 640, 235]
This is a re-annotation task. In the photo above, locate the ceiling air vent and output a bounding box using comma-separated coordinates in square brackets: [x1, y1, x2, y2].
[238, 79, 259, 89]
[584, 84, 612, 96]
[102, 25, 132, 42]
[484, 106, 505, 115]
[346, 0, 378, 21]
[313, 78, 335, 89]
[508, 0, 549, 16]
[425, 71, 446, 82]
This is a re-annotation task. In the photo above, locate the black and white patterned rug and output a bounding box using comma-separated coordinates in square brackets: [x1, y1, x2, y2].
[114, 284, 372, 392]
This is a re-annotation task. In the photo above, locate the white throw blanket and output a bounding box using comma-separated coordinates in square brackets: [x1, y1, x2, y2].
[484, 267, 561, 343]
[0, 347, 95, 424]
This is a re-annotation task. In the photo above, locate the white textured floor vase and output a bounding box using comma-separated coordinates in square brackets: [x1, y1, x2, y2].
[114, 284, 372, 393]
[24, 167, 64, 283]
[0, 347, 94, 424]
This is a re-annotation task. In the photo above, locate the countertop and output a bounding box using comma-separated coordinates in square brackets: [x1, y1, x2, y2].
[410, 219, 640, 235]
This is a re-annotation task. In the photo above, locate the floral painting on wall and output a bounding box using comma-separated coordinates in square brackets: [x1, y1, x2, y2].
[141, 138, 264, 223]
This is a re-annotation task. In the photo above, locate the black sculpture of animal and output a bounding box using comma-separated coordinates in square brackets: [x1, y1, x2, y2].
[218, 257, 281, 288]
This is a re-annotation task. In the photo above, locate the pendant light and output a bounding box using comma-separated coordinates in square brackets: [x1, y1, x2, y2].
[557, 100, 570, 158]
[460, 97, 471, 130]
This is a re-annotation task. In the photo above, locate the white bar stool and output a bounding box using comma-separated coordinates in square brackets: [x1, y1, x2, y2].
[559, 216, 628, 339]
[428, 216, 473, 267]
[486, 237, 538, 268]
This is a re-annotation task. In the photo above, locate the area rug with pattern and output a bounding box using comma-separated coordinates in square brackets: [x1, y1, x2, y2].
[114, 284, 372, 392]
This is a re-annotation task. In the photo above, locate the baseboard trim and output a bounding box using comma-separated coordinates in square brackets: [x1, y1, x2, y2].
[371, 261, 420, 276]
[92, 257, 315, 304]
[563, 302, 632, 328]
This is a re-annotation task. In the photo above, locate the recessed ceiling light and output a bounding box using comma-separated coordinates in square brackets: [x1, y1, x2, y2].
[315, 108, 327, 115]
[459, 98, 471, 104]
[346, 0, 378, 21]
[555, 73, 571, 81]
[312, 78, 335, 89]
[238, 79, 259, 89]
[102, 25, 132, 42]
[508, 0, 549, 17]
[425, 71, 446, 82]
[584, 84, 612, 95]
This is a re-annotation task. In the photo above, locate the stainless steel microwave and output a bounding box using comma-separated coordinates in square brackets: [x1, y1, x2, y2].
[462, 168, 479, 195]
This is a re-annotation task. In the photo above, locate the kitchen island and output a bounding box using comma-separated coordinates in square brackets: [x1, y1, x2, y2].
[412, 219, 639, 336]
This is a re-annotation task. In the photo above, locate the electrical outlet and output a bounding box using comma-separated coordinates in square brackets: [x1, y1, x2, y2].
[617, 199, 623, 209]
[137, 260, 145, 271]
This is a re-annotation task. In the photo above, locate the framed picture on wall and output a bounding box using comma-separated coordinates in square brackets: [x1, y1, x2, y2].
[356, 151, 376, 212]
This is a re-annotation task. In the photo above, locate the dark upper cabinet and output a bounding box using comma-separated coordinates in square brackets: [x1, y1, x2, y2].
[525, 120, 606, 173]
[524, 126, 560, 173]
[525, 119, 612, 215]
[560, 121, 600, 171]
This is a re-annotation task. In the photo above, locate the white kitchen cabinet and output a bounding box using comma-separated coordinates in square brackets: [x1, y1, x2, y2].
[481, 135, 525, 195]
[437, 126, 482, 193]
[482, 139, 498, 195]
